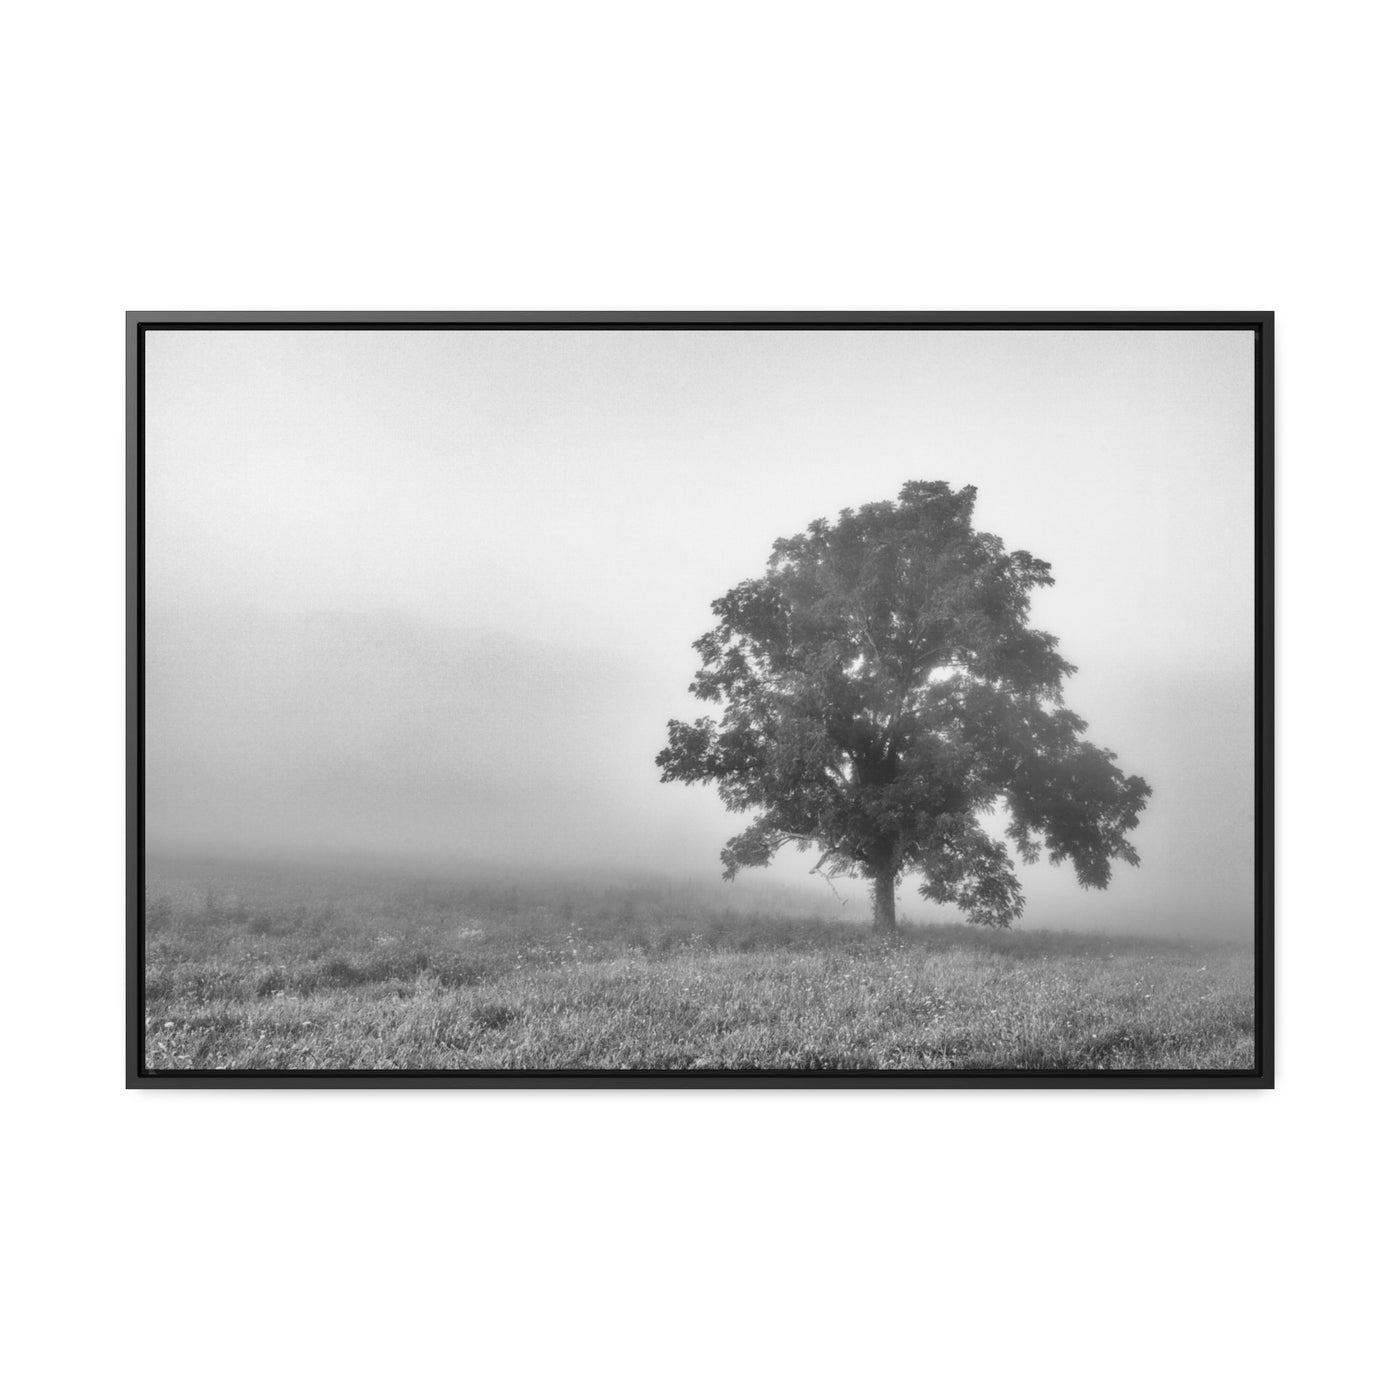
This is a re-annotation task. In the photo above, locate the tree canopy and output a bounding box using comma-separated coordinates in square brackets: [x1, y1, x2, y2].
[656, 481, 1151, 932]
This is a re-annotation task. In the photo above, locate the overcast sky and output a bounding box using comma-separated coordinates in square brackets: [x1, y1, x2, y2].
[145, 327, 1255, 935]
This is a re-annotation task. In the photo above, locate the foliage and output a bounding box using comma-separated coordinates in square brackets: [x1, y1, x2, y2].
[657, 482, 1151, 928]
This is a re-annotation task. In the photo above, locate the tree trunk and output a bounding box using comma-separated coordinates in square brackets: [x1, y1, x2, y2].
[871, 864, 898, 935]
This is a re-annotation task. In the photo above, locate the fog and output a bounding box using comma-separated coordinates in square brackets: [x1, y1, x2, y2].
[145, 328, 1255, 937]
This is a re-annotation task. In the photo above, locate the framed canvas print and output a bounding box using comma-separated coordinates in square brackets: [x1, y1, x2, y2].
[128, 311, 1273, 1087]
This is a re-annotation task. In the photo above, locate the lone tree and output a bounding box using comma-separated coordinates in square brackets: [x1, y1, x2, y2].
[657, 482, 1151, 934]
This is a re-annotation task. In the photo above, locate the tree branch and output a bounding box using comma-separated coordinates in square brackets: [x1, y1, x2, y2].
[770, 828, 819, 847]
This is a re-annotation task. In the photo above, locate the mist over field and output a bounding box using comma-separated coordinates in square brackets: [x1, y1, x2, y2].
[145, 328, 1255, 941]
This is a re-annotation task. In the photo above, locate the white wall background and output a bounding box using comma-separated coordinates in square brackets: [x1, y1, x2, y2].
[4, 2, 1394, 1397]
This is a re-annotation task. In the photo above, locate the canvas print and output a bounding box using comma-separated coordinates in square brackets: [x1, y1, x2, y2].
[135, 318, 1265, 1080]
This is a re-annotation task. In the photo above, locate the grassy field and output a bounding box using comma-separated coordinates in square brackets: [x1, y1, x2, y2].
[142, 862, 1255, 1073]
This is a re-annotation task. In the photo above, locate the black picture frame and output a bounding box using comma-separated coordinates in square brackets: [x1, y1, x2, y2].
[127, 310, 1273, 1089]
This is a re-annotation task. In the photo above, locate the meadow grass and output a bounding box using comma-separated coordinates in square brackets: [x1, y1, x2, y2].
[142, 866, 1255, 1072]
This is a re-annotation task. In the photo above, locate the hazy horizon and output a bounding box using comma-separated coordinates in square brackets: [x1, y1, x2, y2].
[145, 328, 1255, 938]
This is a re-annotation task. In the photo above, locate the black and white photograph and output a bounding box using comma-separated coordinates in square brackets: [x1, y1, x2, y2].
[17, 1, 1400, 1394]
[134, 314, 1267, 1082]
